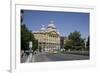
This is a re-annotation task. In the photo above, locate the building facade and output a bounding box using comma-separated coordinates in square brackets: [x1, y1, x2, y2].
[33, 21, 60, 53]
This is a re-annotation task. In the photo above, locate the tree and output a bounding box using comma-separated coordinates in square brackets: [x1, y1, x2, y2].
[21, 24, 30, 50]
[21, 24, 38, 52]
[32, 39, 38, 51]
[86, 36, 90, 51]
[64, 31, 85, 51]
[64, 40, 73, 51]
[68, 31, 81, 42]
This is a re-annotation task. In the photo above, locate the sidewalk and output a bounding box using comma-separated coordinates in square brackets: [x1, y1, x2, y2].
[26, 53, 33, 62]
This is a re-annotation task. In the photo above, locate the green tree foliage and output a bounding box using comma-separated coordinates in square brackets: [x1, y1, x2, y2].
[21, 24, 38, 52]
[21, 24, 30, 50]
[86, 36, 89, 51]
[32, 39, 38, 51]
[64, 40, 72, 50]
[68, 31, 81, 42]
[64, 31, 85, 51]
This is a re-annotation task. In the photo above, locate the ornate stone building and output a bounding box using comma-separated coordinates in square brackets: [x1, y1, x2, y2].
[33, 21, 60, 53]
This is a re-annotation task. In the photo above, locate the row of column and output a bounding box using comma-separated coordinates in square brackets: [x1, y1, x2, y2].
[39, 42, 60, 53]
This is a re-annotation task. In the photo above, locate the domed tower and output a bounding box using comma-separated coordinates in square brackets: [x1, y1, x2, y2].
[47, 21, 56, 32]
[40, 25, 46, 31]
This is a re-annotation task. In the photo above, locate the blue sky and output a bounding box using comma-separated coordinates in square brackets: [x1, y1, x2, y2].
[22, 10, 89, 38]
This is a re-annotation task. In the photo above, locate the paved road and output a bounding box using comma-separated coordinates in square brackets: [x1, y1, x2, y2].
[32, 52, 89, 62]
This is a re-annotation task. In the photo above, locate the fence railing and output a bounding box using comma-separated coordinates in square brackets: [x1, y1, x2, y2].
[63, 51, 89, 56]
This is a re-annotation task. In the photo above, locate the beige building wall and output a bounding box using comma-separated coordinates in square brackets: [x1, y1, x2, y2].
[33, 31, 60, 53]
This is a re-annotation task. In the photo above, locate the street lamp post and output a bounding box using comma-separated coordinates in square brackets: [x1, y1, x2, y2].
[29, 41, 32, 53]
[26, 41, 33, 62]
